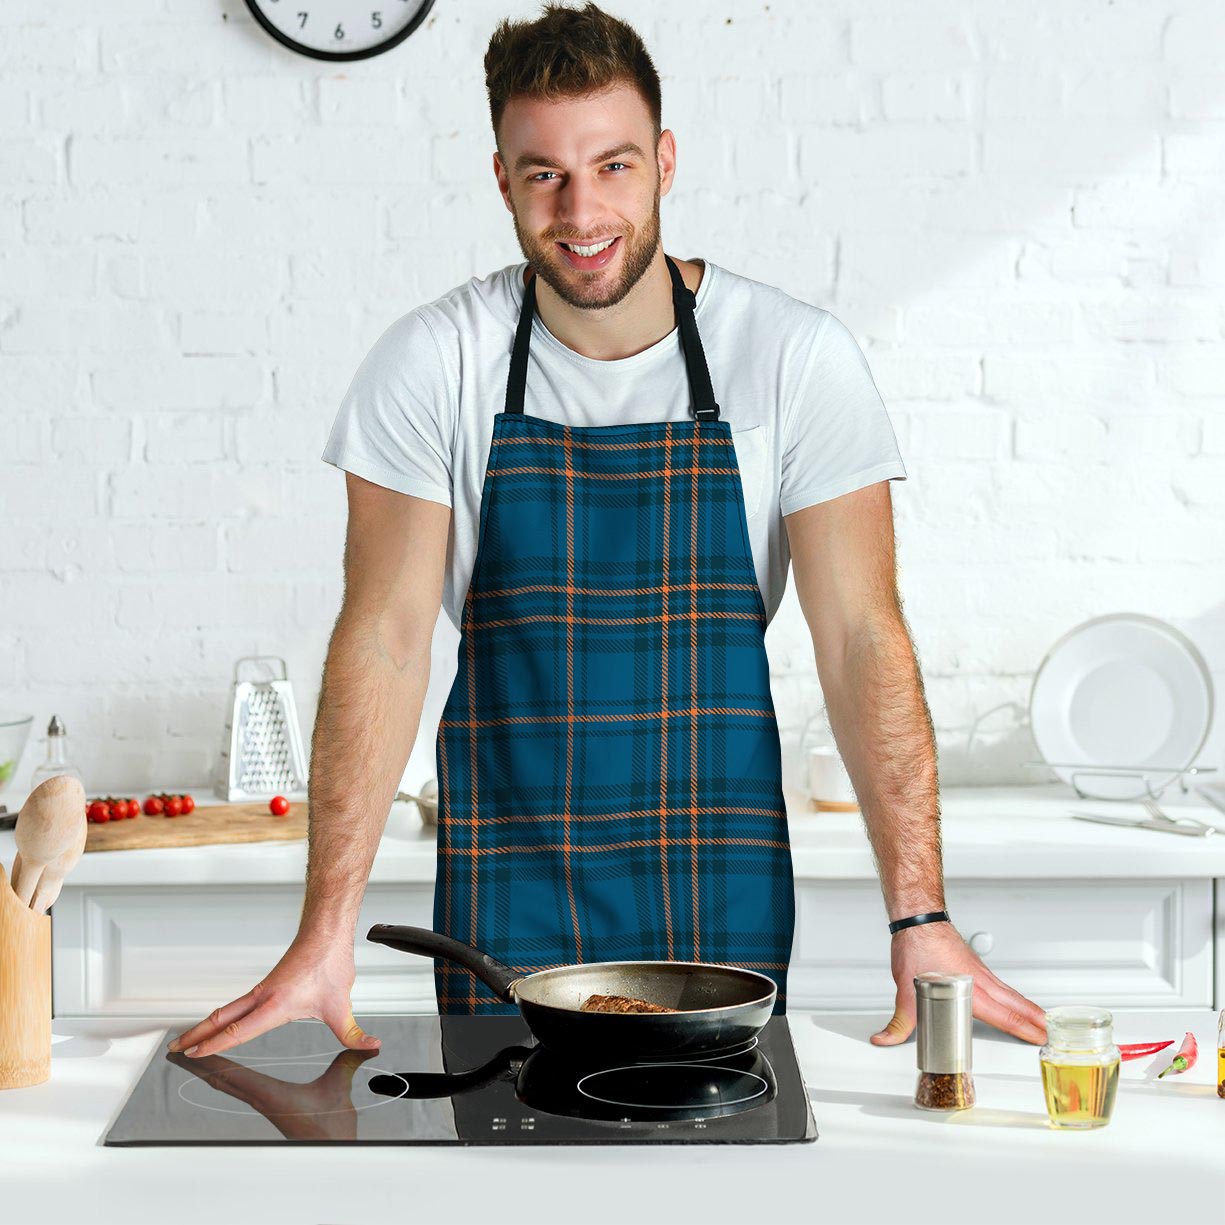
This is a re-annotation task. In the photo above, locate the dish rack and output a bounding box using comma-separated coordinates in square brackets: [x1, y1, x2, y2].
[966, 699, 1217, 801]
[1019, 759, 1218, 801]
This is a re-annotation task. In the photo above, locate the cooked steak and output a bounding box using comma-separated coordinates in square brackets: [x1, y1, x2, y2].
[580, 993, 677, 1014]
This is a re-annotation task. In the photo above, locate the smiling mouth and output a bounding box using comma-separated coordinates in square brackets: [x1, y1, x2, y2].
[557, 237, 617, 255]
[556, 235, 622, 271]
[555, 235, 622, 266]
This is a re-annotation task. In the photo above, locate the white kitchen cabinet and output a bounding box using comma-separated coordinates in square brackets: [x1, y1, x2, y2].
[787, 877, 1215, 1011]
[1217, 879, 1225, 1013]
[51, 875, 1214, 1017]
[29, 785, 1225, 1018]
[51, 883, 439, 1018]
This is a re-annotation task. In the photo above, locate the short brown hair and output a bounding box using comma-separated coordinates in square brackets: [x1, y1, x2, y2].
[484, 3, 662, 152]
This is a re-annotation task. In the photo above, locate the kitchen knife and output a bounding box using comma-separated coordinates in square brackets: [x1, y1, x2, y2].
[1070, 811, 1215, 838]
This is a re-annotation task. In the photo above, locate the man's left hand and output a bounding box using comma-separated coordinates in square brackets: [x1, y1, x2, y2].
[871, 921, 1048, 1047]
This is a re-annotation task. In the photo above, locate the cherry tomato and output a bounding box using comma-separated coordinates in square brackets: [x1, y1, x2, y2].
[88, 801, 110, 823]
[128, 797, 140, 819]
[164, 796, 183, 817]
[269, 795, 290, 817]
[143, 795, 164, 815]
[180, 793, 195, 814]
[114, 798, 132, 819]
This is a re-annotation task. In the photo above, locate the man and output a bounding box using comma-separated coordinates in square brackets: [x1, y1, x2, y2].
[170, 3, 1046, 1059]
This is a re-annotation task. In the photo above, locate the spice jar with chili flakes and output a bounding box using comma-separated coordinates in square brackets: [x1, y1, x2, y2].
[913, 972, 975, 1112]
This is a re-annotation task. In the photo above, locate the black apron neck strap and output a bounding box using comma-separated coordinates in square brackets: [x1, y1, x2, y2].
[664, 254, 720, 421]
[504, 256, 720, 421]
[504, 266, 538, 417]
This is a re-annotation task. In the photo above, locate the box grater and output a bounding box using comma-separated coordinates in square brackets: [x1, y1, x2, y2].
[214, 656, 309, 801]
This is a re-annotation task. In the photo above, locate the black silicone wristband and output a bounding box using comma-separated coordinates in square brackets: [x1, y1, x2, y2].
[888, 910, 950, 935]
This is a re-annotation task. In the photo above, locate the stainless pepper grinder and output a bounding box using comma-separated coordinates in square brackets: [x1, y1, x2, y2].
[913, 971, 976, 1111]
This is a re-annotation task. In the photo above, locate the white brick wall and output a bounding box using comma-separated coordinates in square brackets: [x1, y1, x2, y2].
[2, 1, 1222, 800]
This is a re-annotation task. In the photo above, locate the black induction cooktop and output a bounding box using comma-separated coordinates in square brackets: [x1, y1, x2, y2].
[105, 1015, 817, 1146]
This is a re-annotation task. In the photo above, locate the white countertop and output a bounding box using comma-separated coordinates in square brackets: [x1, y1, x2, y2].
[5, 783, 1225, 887]
[1, 1008, 1220, 1225]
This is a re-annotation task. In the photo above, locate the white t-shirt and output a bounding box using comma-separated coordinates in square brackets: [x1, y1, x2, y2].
[322, 257, 907, 632]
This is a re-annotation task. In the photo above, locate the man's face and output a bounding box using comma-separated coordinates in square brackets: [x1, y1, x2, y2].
[494, 82, 673, 311]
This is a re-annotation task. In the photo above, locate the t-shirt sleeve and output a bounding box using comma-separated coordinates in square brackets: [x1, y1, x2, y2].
[321, 307, 456, 507]
[779, 310, 907, 517]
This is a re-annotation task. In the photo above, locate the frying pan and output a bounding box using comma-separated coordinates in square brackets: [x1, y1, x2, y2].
[365, 925, 777, 1061]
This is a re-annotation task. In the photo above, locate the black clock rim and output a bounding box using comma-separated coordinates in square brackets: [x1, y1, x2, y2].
[244, 0, 436, 63]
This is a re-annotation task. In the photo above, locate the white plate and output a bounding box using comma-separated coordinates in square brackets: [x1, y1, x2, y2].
[1028, 613, 1213, 800]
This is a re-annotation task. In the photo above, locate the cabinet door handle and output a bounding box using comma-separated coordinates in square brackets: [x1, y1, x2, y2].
[969, 930, 994, 956]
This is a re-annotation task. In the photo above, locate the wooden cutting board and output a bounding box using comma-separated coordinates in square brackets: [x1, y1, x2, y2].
[84, 803, 308, 853]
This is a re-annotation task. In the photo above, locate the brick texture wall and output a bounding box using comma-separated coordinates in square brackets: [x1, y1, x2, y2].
[2, 1, 1222, 798]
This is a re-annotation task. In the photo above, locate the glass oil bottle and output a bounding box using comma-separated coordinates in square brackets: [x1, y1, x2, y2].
[29, 714, 83, 790]
[1217, 1008, 1224, 1100]
[1040, 1006, 1120, 1129]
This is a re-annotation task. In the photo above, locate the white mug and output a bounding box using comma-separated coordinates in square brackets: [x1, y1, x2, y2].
[806, 745, 858, 812]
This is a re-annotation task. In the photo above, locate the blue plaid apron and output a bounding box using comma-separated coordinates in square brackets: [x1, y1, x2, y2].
[433, 255, 795, 1014]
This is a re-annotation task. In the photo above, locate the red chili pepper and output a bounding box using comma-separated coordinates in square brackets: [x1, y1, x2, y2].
[1156, 1032, 1198, 1079]
[1118, 1040, 1174, 1062]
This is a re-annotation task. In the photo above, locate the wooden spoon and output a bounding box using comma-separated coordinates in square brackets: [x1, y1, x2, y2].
[11, 775, 87, 914]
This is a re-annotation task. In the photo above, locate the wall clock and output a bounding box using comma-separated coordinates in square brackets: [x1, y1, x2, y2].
[244, 0, 436, 62]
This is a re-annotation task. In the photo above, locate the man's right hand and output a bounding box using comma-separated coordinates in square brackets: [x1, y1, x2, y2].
[166, 937, 381, 1059]
[168, 478, 449, 1062]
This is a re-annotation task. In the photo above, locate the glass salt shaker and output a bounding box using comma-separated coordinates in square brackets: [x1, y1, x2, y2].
[29, 714, 83, 789]
[914, 972, 976, 1111]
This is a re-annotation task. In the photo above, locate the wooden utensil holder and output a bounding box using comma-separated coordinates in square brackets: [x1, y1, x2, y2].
[0, 863, 51, 1089]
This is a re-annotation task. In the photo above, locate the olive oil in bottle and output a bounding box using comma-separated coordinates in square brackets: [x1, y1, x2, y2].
[1217, 1008, 1224, 1100]
[1041, 1057, 1120, 1127]
[1039, 1006, 1121, 1130]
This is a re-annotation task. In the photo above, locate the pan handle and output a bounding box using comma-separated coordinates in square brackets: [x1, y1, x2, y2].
[366, 924, 522, 1001]
[367, 1046, 533, 1101]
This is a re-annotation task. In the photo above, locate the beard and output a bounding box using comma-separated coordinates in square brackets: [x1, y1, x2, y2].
[511, 181, 662, 312]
